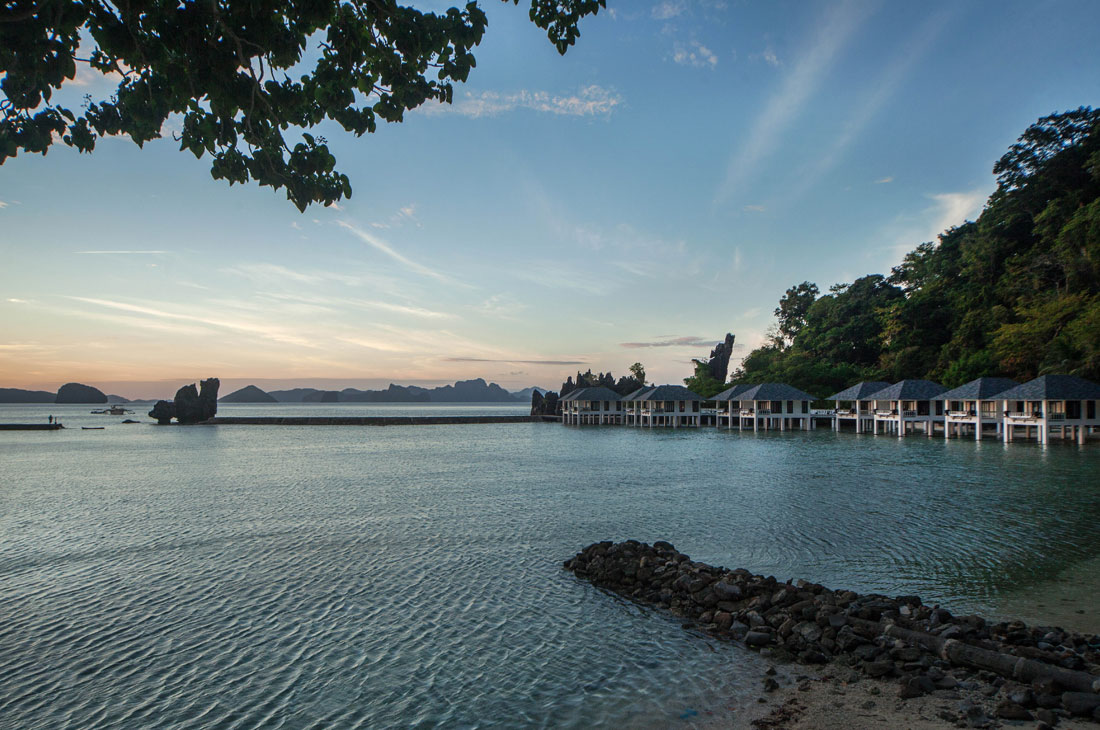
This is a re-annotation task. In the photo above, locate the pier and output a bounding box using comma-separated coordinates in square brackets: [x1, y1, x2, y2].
[0, 424, 64, 430]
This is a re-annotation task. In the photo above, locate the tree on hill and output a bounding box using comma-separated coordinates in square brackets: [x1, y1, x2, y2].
[733, 107, 1100, 393]
[1, 0, 605, 210]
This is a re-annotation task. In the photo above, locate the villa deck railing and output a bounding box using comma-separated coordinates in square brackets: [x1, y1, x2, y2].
[948, 410, 976, 417]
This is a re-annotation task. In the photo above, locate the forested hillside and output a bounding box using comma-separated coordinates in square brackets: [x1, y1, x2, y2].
[731, 107, 1100, 398]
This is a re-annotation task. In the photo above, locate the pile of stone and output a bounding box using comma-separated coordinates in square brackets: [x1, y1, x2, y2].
[565, 540, 1100, 725]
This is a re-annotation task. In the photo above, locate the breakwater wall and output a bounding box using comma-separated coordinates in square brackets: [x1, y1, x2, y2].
[204, 415, 541, 426]
[0, 423, 64, 430]
[566, 540, 1100, 723]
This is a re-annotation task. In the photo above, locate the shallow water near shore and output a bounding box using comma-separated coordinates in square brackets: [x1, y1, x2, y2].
[1, 403, 1098, 728]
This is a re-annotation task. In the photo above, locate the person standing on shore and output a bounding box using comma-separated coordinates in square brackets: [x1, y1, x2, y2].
[48, 415, 53, 425]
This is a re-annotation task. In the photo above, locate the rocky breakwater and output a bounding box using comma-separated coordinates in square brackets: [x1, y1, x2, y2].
[566, 540, 1100, 726]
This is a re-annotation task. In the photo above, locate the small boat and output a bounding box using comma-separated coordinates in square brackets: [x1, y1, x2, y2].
[81, 426, 105, 430]
[90, 405, 134, 415]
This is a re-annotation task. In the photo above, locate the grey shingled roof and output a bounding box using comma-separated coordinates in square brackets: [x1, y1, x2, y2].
[621, 386, 655, 402]
[995, 374, 1100, 401]
[939, 377, 1019, 402]
[866, 379, 946, 401]
[827, 381, 892, 401]
[736, 382, 819, 402]
[711, 383, 755, 401]
[636, 384, 704, 401]
[560, 386, 622, 402]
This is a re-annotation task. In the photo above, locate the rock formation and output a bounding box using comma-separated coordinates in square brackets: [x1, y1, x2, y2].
[148, 377, 219, 424]
[55, 382, 108, 403]
[531, 390, 560, 416]
[705, 333, 736, 382]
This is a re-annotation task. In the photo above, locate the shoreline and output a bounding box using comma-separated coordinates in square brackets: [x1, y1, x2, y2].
[566, 540, 1100, 728]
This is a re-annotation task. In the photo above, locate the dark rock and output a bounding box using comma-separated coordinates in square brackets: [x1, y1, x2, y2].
[713, 581, 742, 600]
[763, 677, 779, 692]
[55, 382, 107, 403]
[173, 378, 219, 424]
[745, 631, 773, 647]
[1061, 691, 1100, 716]
[1034, 708, 1057, 726]
[863, 660, 894, 678]
[148, 400, 175, 425]
[898, 676, 930, 699]
[993, 699, 1032, 720]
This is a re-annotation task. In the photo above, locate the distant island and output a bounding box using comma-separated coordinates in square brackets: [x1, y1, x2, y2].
[221, 379, 544, 404]
[0, 379, 545, 405]
[0, 382, 110, 404]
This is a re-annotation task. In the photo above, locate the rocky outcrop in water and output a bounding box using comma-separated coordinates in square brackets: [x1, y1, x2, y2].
[566, 540, 1100, 723]
[148, 378, 219, 424]
[530, 390, 559, 416]
[55, 382, 108, 403]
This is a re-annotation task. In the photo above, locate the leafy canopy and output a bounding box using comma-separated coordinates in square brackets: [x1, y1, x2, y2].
[0, 0, 605, 210]
[732, 107, 1100, 394]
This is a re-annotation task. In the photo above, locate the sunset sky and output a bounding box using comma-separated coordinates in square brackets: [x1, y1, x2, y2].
[3, 0, 1099, 398]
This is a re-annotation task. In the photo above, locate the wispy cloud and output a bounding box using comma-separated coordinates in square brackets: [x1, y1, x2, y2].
[5, 298, 28, 304]
[926, 191, 986, 239]
[0, 200, 9, 209]
[715, 0, 872, 205]
[65, 296, 318, 347]
[761, 47, 780, 67]
[75, 250, 168, 255]
[652, 0, 685, 20]
[422, 85, 622, 118]
[620, 335, 719, 349]
[875, 176, 894, 184]
[337, 220, 461, 285]
[877, 188, 987, 266]
[673, 41, 719, 68]
[778, 8, 950, 206]
[445, 357, 586, 365]
[743, 204, 766, 213]
[476, 294, 526, 319]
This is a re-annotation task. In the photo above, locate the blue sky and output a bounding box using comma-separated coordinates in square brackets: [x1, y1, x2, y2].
[2, 0, 1099, 398]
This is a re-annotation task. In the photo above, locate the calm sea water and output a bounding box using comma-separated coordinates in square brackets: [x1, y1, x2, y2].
[1, 403, 1098, 729]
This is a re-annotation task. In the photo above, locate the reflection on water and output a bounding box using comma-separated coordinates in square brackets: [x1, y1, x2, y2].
[0, 405, 1097, 728]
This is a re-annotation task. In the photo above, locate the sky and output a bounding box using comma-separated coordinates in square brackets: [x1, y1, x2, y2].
[2, 0, 1099, 398]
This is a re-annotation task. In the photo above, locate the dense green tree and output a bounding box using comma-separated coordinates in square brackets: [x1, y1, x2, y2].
[773, 282, 818, 345]
[0, 0, 605, 210]
[733, 107, 1100, 392]
[628, 362, 646, 386]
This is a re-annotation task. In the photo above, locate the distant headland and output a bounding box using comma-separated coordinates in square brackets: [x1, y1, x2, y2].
[0, 379, 545, 405]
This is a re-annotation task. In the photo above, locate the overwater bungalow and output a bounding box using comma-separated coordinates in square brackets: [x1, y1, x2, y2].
[826, 381, 891, 433]
[621, 386, 654, 426]
[868, 380, 946, 436]
[995, 375, 1100, 444]
[711, 383, 754, 429]
[731, 383, 818, 432]
[634, 385, 704, 428]
[940, 377, 1019, 440]
[560, 386, 623, 425]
